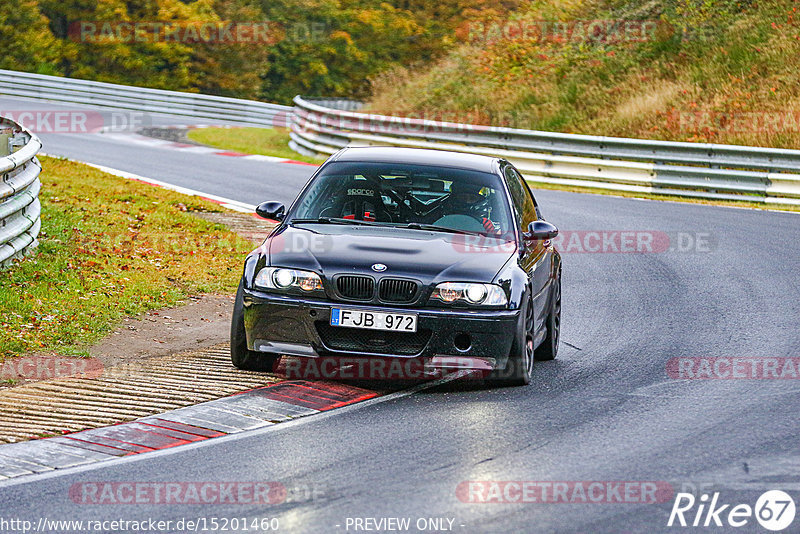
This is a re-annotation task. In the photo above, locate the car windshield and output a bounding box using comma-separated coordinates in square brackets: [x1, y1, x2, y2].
[288, 161, 515, 237]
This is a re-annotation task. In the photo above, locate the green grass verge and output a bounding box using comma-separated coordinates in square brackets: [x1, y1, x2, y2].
[0, 156, 255, 360]
[187, 127, 324, 164]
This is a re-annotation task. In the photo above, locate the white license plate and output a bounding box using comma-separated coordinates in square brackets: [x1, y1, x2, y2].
[330, 308, 417, 332]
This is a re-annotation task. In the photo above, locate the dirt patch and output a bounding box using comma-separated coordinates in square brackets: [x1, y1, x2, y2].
[137, 126, 201, 145]
[90, 293, 234, 367]
[192, 211, 276, 244]
[88, 210, 275, 368]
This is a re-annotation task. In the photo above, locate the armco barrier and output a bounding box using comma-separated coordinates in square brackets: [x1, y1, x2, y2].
[290, 96, 800, 205]
[0, 69, 292, 128]
[2, 68, 798, 205]
[0, 116, 42, 267]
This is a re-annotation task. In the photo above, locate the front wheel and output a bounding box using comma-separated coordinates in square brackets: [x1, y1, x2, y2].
[487, 292, 533, 387]
[231, 281, 281, 372]
[534, 273, 561, 361]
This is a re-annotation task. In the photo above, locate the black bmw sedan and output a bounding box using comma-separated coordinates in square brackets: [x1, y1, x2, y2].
[231, 147, 561, 386]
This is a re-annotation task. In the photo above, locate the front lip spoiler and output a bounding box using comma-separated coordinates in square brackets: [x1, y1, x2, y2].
[253, 340, 319, 358]
[251, 341, 497, 372]
[335, 355, 496, 379]
[429, 355, 495, 370]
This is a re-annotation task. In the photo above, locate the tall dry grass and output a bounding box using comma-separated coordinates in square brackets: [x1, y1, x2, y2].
[367, 0, 800, 148]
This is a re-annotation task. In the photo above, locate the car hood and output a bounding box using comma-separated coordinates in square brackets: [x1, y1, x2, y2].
[267, 224, 515, 284]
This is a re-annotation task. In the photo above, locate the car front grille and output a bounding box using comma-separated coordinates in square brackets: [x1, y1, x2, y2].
[315, 322, 431, 356]
[378, 278, 419, 303]
[336, 275, 375, 301]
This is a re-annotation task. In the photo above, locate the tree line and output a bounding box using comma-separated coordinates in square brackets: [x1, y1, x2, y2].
[1, 0, 519, 104]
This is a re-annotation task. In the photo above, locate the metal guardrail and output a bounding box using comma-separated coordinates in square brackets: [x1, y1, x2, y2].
[291, 96, 800, 206]
[0, 117, 42, 268]
[0, 70, 293, 128]
[2, 68, 798, 206]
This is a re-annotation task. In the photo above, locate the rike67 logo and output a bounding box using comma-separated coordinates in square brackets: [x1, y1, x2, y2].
[668, 490, 796, 531]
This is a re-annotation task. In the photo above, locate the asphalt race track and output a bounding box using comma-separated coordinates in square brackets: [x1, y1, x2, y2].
[1, 95, 799, 533]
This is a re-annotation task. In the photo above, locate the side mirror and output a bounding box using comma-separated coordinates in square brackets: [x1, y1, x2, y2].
[524, 220, 558, 241]
[255, 201, 285, 221]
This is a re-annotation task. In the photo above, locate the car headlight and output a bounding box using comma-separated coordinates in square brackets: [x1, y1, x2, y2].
[254, 267, 324, 292]
[431, 282, 507, 306]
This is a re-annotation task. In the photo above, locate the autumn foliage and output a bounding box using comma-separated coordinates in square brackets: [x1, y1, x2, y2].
[0, 0, 519, 103]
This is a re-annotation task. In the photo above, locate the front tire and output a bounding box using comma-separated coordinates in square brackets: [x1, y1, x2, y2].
[534, 272, 561, 361]
[488, 292, 533, 387]
[231, 281, 281, 372]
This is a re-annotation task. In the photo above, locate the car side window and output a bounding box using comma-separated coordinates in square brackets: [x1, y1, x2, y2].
[504, 166, 537, 230]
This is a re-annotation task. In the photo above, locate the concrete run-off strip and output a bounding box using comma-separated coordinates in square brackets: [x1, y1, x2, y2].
[0, 350, 382, 479]
[0, 345, 283, 444]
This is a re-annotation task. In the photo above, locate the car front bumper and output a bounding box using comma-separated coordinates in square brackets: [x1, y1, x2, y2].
[242, 288, 519, 369]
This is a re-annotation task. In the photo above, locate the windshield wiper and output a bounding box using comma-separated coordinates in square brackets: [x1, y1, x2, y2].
[292, 218, 486, 235]
[398, 222, 484, 236]
[290, 217, 385, 227]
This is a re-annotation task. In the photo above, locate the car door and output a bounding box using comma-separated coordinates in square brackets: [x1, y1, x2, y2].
[503, 164, 553, 333]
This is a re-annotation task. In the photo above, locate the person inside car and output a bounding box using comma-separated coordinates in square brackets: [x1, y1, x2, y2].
[435, 181, 501, 234]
